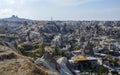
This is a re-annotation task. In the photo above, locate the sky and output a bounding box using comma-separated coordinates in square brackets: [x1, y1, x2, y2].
[0, 0, 120, 20]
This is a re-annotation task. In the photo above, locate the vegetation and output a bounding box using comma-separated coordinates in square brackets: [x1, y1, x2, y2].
[60, 50, 65, 56]
[69, 28, 75, 33]
[52, 46, 66, 57]
[17, 45, 25, 54]
[38, 42, 45, 56]
[0, 29, 6, 34]
[91, 43, 96, 48]
[0, 26, 6, 34]
[53, 46, 59, 55]
[109, 58, 119, 67]
[74, 46, 79, 51]
[111, 71, 118, 75]
[97, 66, 109, 74]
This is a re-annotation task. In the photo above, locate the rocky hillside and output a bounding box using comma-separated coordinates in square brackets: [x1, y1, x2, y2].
[13, 21, 120, 50]
[0, 42, 53, 75]
[1, 21, 120, 55]
[0, 20, 120, 75]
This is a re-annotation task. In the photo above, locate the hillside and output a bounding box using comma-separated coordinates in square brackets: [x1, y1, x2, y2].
[0, 42, 52, 75]
[0, 15, 31, 22]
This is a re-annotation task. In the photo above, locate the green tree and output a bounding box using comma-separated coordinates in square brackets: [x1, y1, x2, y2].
[74, 46, 79, 51]
[60, 50, 65, 56]
[111, 71, 118, 75]
[38, 42, 45, 56]
[53, 46, 59, 55]
[98, 66, 108, 75]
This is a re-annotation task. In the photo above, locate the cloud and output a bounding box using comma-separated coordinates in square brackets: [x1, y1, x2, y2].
[0, 8, 17, 18]
[0, 0, 101, 7]
[0, 9, 12, 14]
[48, 0, 102, 6]
[0, 0, 23, 5]
[5, 0, 16, 4]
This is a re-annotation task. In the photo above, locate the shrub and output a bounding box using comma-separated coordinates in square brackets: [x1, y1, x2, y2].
[17, 45, 25, 54]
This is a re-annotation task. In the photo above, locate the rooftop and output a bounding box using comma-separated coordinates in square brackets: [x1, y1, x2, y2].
[73, 56, 97, 63]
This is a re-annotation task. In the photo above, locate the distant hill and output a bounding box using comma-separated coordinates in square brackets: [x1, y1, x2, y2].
[0, 15, 32, 22]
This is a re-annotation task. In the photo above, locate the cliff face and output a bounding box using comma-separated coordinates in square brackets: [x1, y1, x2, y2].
[0, 43, 52, 75]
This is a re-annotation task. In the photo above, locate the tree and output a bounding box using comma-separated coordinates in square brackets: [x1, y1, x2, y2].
[38, 42, 45, 56]
[74, 46, 79, 51]
[85, 41, 94, 56]
[60, 50, 65, 56]
[98, 66, 109, 75]
[53, 46, 59, 55]
[24, 21, 28, 25]
[111, 71, 118, 75]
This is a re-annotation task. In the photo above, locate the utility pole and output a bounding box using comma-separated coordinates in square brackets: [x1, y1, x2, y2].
[51, 17, 53, 24]
[51, 17, 53, 22]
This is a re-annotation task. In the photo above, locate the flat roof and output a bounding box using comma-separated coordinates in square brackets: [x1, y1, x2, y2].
[73, 56, 97, 62]
[87, 57, 98, 60]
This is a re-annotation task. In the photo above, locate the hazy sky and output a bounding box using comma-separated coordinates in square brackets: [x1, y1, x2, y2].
[0, 0, 120, 20]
